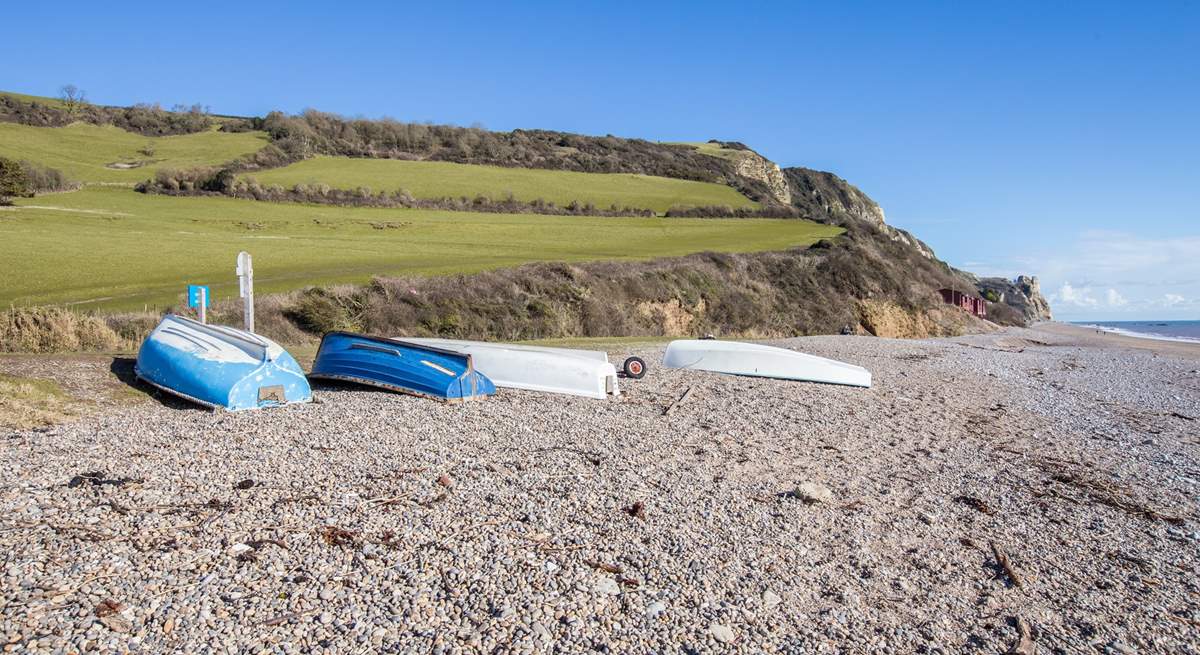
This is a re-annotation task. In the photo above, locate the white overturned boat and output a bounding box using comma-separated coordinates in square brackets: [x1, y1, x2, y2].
[400, 338, 620, 399]
[664, 339, 871, 388]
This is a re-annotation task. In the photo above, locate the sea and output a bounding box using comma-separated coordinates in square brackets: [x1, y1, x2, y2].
[1072, 320, 1200, 343]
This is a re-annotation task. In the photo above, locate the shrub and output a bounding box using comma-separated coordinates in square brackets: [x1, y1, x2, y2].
[18, 160, 76, 193]
[0, 156, 30, 204]
[0, 307, 122, 353]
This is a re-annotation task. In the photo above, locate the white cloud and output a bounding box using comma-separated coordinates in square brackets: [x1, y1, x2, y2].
[1052, 282, 1098, 307]
[976, 231, 1200, 319]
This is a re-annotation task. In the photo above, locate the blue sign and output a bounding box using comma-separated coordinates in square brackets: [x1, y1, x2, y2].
[187, 285, 210, 308]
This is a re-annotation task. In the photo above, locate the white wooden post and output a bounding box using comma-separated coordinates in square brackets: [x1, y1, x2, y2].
[198, 287, 207, 324]
[237, 251, 254, 333]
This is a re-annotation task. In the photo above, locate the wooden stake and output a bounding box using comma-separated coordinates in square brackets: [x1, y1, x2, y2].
[663, 386, 693, 416]
[991, 541, 1025, 589]
[1007, 615, 1035, 655]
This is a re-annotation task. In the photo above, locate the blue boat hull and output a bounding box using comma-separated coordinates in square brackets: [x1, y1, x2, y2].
[309, 332, 495, 402]
[135, 315, 312, 411]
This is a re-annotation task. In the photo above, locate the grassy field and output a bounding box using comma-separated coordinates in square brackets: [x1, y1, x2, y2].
[1, 91, 68, 107]
[0, 122, 267, 184]
[247, 157, 757, 213]
[665, 141, 748, 161]
[0, 187, 841, 310]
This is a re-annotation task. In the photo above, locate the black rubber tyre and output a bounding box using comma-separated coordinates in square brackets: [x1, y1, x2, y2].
[622, 356, 647, 379]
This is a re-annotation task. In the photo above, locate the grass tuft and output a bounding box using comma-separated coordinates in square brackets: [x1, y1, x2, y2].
[0, 373, 75, 430]
[1, 306, 124, 353]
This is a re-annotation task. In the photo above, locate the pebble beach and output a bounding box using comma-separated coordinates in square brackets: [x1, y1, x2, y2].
[3, 323, 1199, 653]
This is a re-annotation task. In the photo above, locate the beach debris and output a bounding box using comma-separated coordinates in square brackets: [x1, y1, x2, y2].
[593, 576, 621, 595]
[624, 501, 647, 521]
[68, 471, 142, 488]
[321, 526, 359, 547]
[1108, 551, 1153, 572]
[960, 536, 984, 551]
[247, 537, 288, 551]
[94, 598, 123, 617]
[437, 473, 455, 489]
[1047, 468, 1186, 524]
[234, 478, 257, 490]
[259, 609, 319, 627]
[990, 541, 1026, 590]
[663, 386, 694, 416]
[794, 482, 835, 504]
[272, 494, 319, 508]
[762, 590, 782, 608]
[646, 600, 667, 618]
[98, 499, 130, 515]
[228, 543, 253, 556]
[585, 559, 624, 575]
[94, 599, 132, 633]
[585, 559, 639, 587]
[954, 495, 995, 514]
[1169, 411, 1196, 421]
[709, 622, 735, 643]
[419, 492, 449, 508]
[1007, 616, 1036, 654]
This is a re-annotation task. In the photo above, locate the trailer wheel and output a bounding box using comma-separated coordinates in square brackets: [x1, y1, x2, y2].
[622, 356, 647, 380]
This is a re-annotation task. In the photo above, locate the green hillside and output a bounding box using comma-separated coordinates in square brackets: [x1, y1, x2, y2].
[247, 157, 757, 213]
[666, 141, 748, 161]
[0, 122, 267, 184]
[0, 91, 67, 107]
[0, 187, 840, 310]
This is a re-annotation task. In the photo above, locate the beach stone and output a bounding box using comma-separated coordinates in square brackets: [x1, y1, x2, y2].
[709, 622, 735, 643]
[593, 578, 620, 596]
[795, 482, 835, 504]
[762, 590, 782, 608]
[645, 601, 666, 619]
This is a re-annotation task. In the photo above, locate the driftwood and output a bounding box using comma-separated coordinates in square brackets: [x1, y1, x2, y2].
[1008, 616, 1036, 654]
[584, 559, 624, 574]
[991, 541, 1026, 590]
[663, 386, 694, 416]
[258, 609, 318, 627]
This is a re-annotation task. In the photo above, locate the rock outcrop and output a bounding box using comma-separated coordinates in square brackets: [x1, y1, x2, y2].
[782, 167, 887, 228]
[730, 151, 791, 205]
[977, 275, 1053, 323]
[780, 166, 936, 260]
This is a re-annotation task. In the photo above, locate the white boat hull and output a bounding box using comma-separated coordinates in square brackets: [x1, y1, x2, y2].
[663, 339, 871, 388]
[400, 338, 619, 399]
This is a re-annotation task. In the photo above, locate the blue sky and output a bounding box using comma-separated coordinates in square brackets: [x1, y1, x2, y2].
[2, 1, 1197, 320]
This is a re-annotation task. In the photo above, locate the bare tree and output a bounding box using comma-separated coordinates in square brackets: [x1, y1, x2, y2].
[59, 84, 87, 116]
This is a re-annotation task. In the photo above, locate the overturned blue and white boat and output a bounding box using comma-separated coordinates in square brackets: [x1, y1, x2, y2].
[309, 332, 495, 403]
[402, 337, 620, 399]
[135, 314, 313, 411]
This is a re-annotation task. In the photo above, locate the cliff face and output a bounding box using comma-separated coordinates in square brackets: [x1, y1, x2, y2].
[731, 151, 791, 205]
[977, 276, 1054, 323]
[778, 163, 1051, 328]
[780, 166, 936, 260]
[782, 167, 887, 227]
